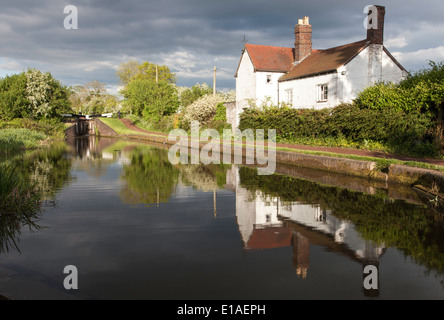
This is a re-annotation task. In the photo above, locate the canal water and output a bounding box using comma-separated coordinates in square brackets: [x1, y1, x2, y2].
[1, 136, 444, 300]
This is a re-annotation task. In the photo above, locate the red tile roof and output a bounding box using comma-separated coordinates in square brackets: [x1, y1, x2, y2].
[279, 39, 369, 81]
[236, 39, 406, 81]
[244, 44, 295, 73]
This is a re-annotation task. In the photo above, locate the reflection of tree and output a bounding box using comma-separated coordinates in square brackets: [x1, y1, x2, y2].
[0, 142, 72, 253]
[120, 147, 179, 206]
[15, 142, 73, 200]
[239, 166, 444, 275]
[179, 164, 229, 191]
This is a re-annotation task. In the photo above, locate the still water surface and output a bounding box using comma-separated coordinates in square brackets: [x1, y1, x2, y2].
[1, 136, 444, 299]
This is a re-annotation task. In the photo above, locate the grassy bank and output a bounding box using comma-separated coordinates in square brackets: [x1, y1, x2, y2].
[0, 129, 47, 154]
[0, 118, 66, 155]
[99, 118, 145, 136]
[99, 117, 166, 137]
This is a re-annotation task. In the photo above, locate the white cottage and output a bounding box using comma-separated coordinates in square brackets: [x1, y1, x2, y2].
[234, 5, 408, 128]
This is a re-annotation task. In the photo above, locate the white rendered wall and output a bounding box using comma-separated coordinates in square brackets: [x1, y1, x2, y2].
[278, 73, 340, 109]
[235, 51, 256, 128]
[338, 45, 406, 103]
[255, 71, 283, 106]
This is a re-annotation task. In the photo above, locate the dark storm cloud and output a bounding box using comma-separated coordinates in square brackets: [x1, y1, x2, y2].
[1, 0, 443, 91]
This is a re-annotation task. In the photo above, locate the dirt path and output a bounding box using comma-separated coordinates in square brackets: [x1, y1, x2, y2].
[119, 118, 444, 166]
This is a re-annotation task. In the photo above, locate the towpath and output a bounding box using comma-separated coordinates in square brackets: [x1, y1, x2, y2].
[119, 118, 444, 166]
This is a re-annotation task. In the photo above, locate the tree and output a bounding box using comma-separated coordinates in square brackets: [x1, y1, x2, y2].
[0, 69, 71, 120]
[0, 73, 30, 120]
[116, 60, 140, 85]
[121, 79, 179, 121]
[179, 83, 213, 108]
[25, 68, 72, 118]
[116, 60, 176, 86]
[134, 61, 176, 84]
[84, 80, 106, 97]
[180, 93, 226, 131]
[69, 80, 120, 115]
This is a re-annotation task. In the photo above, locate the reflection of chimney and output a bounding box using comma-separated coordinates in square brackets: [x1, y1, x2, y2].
[292, 232, 309, 279]
[294, 16, 312, 63]
[366, 5, 385, 45]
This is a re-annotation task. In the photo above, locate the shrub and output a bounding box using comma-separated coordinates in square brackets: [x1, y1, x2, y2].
[180, 94, 226, 131]
[213, 103, 227, 122]
[354, 82, 417, 113]
[238, 103, 437, 157]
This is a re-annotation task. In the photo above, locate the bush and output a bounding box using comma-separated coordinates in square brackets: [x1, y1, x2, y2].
[354, 82, 417, 113]
[180, 94, 226, 131]
[239, 103, 437, 157]
[179, 83, 213, 108]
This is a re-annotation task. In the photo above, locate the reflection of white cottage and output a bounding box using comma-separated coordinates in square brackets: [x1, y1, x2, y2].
[227, 165, 385, 263]
[233, 5, 408, 128]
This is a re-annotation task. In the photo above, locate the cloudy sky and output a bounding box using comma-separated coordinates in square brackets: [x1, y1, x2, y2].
[1, 0, 443, 95]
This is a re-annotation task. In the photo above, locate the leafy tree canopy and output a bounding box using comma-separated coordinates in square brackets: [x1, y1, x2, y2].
[117, 60, 176, 85]
[121, 79, 179, 122]
[0, 69, 71, 120]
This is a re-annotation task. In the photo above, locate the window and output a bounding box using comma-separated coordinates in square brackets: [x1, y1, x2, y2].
[317, 84, 328, 102]
[285, 89, 293, 104]
[266, 75, 272, 83]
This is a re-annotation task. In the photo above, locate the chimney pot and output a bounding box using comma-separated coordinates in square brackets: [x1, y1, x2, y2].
[294, 16, 312, 62]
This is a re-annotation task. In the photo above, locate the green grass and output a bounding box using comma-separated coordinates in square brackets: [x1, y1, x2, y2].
[100, 117, 167, 137]
[0, 118, 66, 140]
[99, 118, 145, 136]
[125, 115, 167, 135]
[0, 128, 48, 154]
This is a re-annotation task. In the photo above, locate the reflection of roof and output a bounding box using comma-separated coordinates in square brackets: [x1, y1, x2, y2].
[280, 40, 369, 81]
[246, 226, 292, 249]
[240, 44, 295, 74]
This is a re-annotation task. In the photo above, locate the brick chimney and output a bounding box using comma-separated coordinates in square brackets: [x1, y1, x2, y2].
[366, 5, 385, 45]
[294, 16, 312, 63]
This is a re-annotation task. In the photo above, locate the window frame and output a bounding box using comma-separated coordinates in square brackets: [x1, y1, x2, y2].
[317, 83, 328, 102]
[285, 88, 293, 104]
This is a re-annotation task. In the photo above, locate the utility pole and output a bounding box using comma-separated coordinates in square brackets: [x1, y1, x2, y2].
[213, 66, 216, 96]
